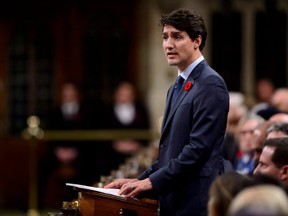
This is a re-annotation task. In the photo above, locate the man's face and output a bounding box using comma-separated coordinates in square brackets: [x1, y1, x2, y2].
[253, 146, 281, 178]
[238, 119, 259, 153]
[162, 25, 198, 71]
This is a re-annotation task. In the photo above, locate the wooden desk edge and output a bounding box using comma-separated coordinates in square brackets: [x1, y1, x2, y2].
[73, 187, 159, 208]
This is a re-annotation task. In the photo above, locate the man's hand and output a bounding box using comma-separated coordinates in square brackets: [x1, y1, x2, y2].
[104, 178, 137, 189]
[118, 178, 153, 198]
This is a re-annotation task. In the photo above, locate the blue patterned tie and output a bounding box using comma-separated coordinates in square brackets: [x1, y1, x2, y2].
[171, 76, 184, 105]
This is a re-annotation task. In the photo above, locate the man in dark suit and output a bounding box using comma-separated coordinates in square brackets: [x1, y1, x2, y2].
[105, 9, 229, 216]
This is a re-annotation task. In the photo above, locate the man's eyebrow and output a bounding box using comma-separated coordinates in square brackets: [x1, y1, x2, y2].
[162, 31, 183, 35]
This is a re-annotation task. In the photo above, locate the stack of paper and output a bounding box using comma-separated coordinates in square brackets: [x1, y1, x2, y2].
[66, 183, 120, 197]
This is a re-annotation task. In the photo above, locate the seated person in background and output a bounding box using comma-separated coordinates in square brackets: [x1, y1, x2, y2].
[208, 171, 288, 216]
[251, 78, 275, 115]
[268, 112, 288, 123]
[223, 92, 247, 165]
[234, 113, 265, 175]
[39, 82, 90, 209]
[102, 81, 151, 173]
[255, 87, 288, 120]
[250, 120, 274, 168]
[257, 88, 288, 120]
[267, 122, 288, 139]
[227, 185, 288, 216]
[270, 88, 288, 113]
[253, 137, 288, 186]
[208, 171, 252, 216]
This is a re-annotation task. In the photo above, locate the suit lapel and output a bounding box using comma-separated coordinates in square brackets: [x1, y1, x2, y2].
[161, 86, 173, 132]
[161, 60, 207, 134]
[162, 79, 192, 133]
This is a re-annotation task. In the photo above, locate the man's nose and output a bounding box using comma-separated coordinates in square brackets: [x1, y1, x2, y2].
[164, 38, 174, 48]
[253, 166, 260, 175]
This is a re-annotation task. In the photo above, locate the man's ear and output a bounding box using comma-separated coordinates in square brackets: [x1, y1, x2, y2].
[280, 165, 288, 181]
[194, 35, 202, 49]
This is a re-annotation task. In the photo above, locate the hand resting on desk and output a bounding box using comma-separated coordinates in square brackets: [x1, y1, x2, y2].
[104, 178, 153, 198]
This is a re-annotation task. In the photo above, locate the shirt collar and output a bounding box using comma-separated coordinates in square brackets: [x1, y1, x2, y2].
[178, 56, 204, 80]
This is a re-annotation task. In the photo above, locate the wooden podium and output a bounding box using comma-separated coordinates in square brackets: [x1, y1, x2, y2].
[72, 187, 159, 216]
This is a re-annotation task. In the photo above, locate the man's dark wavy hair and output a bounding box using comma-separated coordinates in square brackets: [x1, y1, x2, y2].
[264, 137, 288, 168]
[160, 8, 207, 51]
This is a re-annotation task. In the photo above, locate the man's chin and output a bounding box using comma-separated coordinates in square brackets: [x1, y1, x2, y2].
[167, 61, 178, 66]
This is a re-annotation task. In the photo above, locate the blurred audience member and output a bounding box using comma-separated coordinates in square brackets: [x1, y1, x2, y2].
[208, 171, 252, 216]
[102, 81, 151, 174]
[227, 92, 247, 135]
[48, 82, 87, 130]
[227, 185, 288, 216]
[267, 122, 288, 139]
[270, 88, 288, 113]
[256, 78, 275, 103]
[234, 113, 264, 175]
[39, 82, 90, 209]
[208, 171, 287, 216]
[253, 85, 288, 120]
[224, 92, 247, 165]
[255, 87, 288, 121]
[252, 78, 275, 113]
[256, 108, 280, 121]
[251, 120, 274, 167]
[268, 112, 288, 123]
[253, 137, 288, 185]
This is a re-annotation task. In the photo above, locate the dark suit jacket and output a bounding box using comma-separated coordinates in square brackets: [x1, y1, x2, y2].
[138, 60, 229, 216]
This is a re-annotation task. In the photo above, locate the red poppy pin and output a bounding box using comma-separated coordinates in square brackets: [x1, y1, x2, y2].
[184, 81, 192, 91]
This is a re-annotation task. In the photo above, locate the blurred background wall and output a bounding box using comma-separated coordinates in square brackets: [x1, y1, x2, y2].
[0, 0, 288, 213]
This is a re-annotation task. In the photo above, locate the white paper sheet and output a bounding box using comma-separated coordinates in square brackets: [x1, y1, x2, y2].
[66, 183, 120, 196]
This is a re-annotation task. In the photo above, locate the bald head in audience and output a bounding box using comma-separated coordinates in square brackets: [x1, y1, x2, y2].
[227, 185, 288, 216]
[269, 113, 288, 123]
[267, 122, 288, 139]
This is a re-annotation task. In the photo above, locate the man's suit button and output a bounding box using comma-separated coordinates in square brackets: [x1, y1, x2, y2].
[160, 144, 164, 149]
